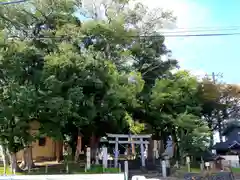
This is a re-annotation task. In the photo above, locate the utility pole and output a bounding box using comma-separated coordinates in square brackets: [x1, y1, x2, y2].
[205, 72, 223, 83]
[205, 72, 224, 142]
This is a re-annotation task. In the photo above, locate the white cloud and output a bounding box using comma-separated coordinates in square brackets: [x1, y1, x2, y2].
[188, 69, 207, 79]
[136, 0, 209, 29]
[171, 68, 206, 80]
[137, 0, 210, 71]
[82, 0, 210, 75]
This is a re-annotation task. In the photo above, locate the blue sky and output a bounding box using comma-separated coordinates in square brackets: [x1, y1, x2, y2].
[160, 0, 240, 84]
[157, 0, 240, 143]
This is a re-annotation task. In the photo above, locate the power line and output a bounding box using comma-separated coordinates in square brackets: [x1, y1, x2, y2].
[0, 0, 27, 5]
[0, 0, 240, 30]
[2, 0, 240, 35]
[160, 27, 240, 34]
[1, 1, 240, 36]
[8, 32, 240, 40]
[135, 32, 240, 38]
[204, 72, 223, 84]
[3, 0, 240, 36]
[164, 25, 240, 30]
[152, 32, 240, 37]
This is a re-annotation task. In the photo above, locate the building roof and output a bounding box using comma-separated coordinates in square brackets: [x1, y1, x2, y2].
[213, 140, 240, 150]
[202, 151, 224, 161]
[195, 150, 224, 161]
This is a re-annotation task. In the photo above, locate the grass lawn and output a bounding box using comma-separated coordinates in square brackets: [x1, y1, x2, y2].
[0, 163, 120, 175]
[176, 166, 240, 175]
[231, 167, 240, 173]
[0, 167, 23, 175]
[177, 166, 201, 173]
[172, 166, 201, 178]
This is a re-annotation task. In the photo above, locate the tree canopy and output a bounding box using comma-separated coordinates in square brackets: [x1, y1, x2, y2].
[1, 0, 237, 170]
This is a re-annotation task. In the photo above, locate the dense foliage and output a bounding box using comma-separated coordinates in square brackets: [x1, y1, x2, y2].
[0, 0, 238, 171]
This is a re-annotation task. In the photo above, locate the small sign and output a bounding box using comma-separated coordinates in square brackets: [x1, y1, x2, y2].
[205, 162, 210, 167]
[186, 156, 190, 163]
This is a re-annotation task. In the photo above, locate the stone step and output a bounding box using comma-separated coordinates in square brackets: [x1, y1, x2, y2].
[129, 173, 162, 180]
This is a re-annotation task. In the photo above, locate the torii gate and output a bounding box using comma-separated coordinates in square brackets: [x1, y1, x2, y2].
[106, 134, 152, 168]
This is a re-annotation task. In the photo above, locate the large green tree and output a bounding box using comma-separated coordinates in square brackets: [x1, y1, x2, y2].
[0, 36, 42, 172]
[150, 71, 210, 160]
[0, 0, 147, 161]
[39, 45, 145, 157]
[0, 0, 213, 169]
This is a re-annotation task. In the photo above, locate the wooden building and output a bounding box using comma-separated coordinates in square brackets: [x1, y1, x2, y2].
[16, 121, 63, 161]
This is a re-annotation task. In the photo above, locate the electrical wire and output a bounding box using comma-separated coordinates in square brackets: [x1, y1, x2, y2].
[2, 0, 240, 37]
[0, 0, 27, 5]
[159, 27, 240, 34]
[2, 0, 240, 35]
[18, 32, 240, 39]
[162, 25, 240, 30]
[142, 32, 240, 38]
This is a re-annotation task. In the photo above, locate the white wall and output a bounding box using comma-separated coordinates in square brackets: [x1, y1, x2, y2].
[221, 155, 239, 168]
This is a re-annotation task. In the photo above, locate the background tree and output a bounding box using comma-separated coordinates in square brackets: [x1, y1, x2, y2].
[0, 37, 42, 172]
[39, 42, 145, 157]
[0, 0, 217, 169]
[199, 78, 240, 146]
[150, 71, 210, 161]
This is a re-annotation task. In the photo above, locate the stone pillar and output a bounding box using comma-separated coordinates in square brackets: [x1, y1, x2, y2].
[86, 147, 91, 170]
[140, 138, 145, 167]
[114, 137, 119, 168]
[103, 147, 108, 168]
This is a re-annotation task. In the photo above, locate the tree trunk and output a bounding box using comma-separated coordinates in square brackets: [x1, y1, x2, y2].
[70, 143, 76, 161]
[173, 141, 180, 163]
[20, 146, 34, 170]
[0, 145, 9, 175]
[19, 149, 27, 169]
[26, 146, 34, 170]
[90, 134, 100, 162]
[172, 131, 180, 162]
[147, 138, 154, 160]
[74, 135, 82, 162]
[158, 140, 165, 156]
[9, 152, 22, 174]
[55, 141, 63, 162]
[159, 131, 168, 157]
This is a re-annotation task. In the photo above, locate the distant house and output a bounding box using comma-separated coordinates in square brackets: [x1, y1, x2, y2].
[213, 123, 240, 155]
[16, 121, 64, 162]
